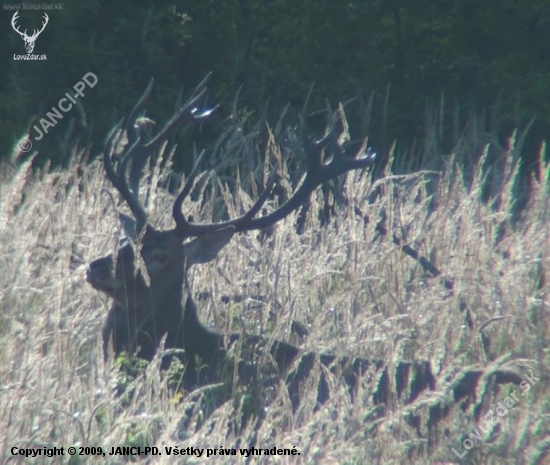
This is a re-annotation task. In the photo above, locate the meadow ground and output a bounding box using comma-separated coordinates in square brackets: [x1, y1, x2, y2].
[0, 125, 548, 464]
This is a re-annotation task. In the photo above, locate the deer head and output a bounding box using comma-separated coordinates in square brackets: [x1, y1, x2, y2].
[87, 74, 375, 366]
[11, 12, 49, 54]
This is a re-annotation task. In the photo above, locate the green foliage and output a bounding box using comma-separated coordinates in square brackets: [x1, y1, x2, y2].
[114, 352, 149, 398]
[165, 356, 187, 392]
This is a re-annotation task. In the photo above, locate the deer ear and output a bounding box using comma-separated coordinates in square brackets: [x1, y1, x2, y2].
[102, 188, 140, 239]
[119, 212, 138, 239]
[183, 226, 235, 266]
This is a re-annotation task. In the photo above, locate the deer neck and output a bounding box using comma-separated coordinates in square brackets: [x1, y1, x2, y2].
[129, 265, 186, 339]
[182, 279, 220, 359]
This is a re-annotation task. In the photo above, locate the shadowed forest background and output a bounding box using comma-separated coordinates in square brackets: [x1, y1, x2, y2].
[1, 0, 549, 173]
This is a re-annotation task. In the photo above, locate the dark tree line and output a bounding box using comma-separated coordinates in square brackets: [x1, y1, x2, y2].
[1, 0, 548, 171]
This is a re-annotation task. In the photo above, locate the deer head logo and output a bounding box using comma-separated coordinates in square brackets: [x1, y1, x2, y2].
[11, 11, 49, 54]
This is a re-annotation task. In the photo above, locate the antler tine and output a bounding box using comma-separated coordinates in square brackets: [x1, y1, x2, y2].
[172, 148, 207, 229]
[103, 118, 125, 183]
[103, 117, 149, 233]
[125, 74, 214, 190]
[312, 102, 376, 180]
[101, 79, 158, 234]
[174, 179, 277, 238]
[303, 101, 335, 172]
[143, 73, 215, 157]
[173, 146, 277, 238]
[126, 78, 155, 146]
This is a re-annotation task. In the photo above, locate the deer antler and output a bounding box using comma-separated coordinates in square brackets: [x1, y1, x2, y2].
[102, 74, 215, 234]
[172, 102, 376, 237]
[104, 75, 376, 240]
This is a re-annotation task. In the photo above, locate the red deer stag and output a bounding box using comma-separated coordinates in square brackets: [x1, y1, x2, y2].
[87, 75, 521, 419]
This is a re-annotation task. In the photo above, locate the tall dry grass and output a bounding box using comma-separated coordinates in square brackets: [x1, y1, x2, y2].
[0, 129, 548, 464]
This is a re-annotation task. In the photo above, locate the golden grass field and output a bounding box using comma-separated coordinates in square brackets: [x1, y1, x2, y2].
[0, 125, 548, 464]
